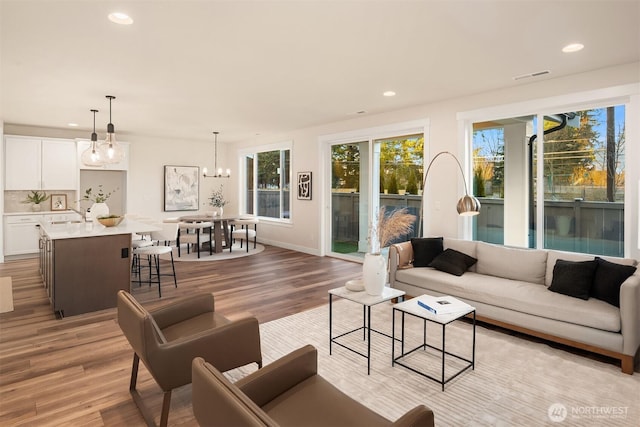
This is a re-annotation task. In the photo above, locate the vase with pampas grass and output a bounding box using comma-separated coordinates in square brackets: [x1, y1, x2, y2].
[363, 207, 416, 295]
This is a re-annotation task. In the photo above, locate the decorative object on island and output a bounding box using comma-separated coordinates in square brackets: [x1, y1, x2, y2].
[22, 190, 49, 212]
[203, 131, 231, 178]
[164, 165, 199, 211]
[83, 185, 117, 222]
[418, 151, 480, 236]
[98, 95, 125, 164]
[208, 185, 227, 216]
[50, 194, 67, 211]
[363, 207, 416, 295]
[81, 109, 104, 167]
[297, 171, 312, 200]
[97, 215, 124, 227]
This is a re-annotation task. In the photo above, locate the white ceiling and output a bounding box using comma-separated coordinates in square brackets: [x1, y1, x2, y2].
[2, 1, 639, 144]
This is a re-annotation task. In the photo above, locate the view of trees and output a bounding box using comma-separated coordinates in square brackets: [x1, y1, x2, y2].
[331, 135, 424, 194]
[472, 107, 626, 202]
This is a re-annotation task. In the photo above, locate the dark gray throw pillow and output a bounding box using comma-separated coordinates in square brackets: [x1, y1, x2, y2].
[591, 257, 636, 307]
[548, 259, 598, 300]
[428, 248, 477, 276]
[411, 237, 444, 267]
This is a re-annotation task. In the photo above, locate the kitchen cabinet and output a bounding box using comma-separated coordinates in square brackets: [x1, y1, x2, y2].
[4, 215, 41, 255]
[76, 140, 130, 171]
[4, 212, 82, 256]
[38, 220, 157, 317]
[4, 136, 77, 190]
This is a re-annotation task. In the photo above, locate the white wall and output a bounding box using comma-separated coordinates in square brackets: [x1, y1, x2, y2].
[230, 62, 640, 258]
[3, 62, 639, 259]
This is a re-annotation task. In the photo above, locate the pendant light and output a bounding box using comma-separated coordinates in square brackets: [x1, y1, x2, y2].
[81, 109, 105, 167]
[203, 131, 231, 178]
[98, 95, 125, 163]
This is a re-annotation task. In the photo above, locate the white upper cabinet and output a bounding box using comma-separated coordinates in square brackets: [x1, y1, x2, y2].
[4, 136, 77, 190]
[76, 139, 129, 171]
[41, 139, 77, 189]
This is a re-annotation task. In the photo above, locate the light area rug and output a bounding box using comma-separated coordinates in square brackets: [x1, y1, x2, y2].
[0, 277, 14, 313]
[225, 299, 640, 427]
[159, 243, 264, 262]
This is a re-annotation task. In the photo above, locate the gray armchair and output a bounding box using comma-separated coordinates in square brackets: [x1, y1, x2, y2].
[117, 290, 262, 427]
[192, 344, 435, 427]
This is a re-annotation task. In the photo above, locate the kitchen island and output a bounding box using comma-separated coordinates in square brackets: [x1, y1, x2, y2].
[39, 219, 159, 317]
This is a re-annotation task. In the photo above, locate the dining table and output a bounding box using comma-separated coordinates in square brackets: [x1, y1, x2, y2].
[178, 214, 236, 254]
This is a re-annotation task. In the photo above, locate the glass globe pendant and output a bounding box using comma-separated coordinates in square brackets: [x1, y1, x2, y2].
[81, 109, 105, 167]
[98, 95, 125, 164]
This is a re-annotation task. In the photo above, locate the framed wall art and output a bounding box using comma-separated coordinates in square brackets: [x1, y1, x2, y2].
[164, 165, 199, 211]
[297, 171, 312, 200]
[51, 194, 67, 211]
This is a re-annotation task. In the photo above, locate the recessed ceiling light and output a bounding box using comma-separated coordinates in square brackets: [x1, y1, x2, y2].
[562, 43, 584, 53]
[108, 12, 133, 25]
[68, 123, 79, 127]
[383, 91, 396, 97]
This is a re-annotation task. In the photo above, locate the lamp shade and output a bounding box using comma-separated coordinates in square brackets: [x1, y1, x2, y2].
[456, 195, 481, 216]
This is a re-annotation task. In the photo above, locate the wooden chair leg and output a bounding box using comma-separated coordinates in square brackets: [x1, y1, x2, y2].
[159, 391, 172, 427]
[129, 353, 139, 391]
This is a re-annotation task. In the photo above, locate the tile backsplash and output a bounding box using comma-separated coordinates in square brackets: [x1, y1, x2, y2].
[4, 190, 77, 213]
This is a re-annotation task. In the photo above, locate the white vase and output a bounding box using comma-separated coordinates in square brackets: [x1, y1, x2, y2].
[91, 202, 109, 223]
[362, 252, 387, 296]
[32, 204, 42, 212]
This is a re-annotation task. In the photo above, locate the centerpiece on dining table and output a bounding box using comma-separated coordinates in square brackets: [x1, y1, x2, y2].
[208, 185, 228, 217]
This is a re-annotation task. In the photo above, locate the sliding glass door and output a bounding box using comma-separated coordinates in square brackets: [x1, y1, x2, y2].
[327, 129, 424, 260]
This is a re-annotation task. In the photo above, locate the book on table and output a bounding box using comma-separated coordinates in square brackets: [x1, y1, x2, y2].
[416, 294, 473, 315]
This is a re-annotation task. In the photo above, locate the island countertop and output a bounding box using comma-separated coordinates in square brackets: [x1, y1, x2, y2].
[39, 218, 160, 240]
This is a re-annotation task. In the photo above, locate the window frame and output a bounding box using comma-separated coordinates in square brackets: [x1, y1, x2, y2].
[238, 140, 293, 223]
[459, 84, 638, 257]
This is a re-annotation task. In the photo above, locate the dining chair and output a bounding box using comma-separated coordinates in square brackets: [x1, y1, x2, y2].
[230, 217, 258, 253]
[177, 221, 212, 258]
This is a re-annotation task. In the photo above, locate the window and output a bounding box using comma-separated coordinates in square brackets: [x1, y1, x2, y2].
[471, 103, 628, 257]
[241, 145, 291, 220]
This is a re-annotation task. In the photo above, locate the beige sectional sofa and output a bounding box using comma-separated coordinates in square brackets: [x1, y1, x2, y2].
[389, 238, 640, 374]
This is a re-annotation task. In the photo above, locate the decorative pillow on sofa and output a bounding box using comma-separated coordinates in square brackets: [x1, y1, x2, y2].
[411, 237, 443, 267]
[591, 257, 637, 307]
[428, 248, 477, 276]
[548, 259, 598, 300]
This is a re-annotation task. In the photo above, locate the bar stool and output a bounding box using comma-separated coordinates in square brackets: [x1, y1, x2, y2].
[132, 223, 179, 297]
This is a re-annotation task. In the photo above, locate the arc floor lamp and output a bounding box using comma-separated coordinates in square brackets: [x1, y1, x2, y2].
[418, 151, 481, 236]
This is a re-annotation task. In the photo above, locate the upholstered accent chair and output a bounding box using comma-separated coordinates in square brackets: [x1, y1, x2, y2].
[117, 290, 262, 427]
[192, 345, 435, 427]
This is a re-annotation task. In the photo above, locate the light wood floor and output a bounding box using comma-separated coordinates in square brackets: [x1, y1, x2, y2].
[0, 246, 362, 426]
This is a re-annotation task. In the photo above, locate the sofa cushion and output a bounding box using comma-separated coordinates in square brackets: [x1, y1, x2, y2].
[411, 237, 443, 267]
[443, 238, 478, 272]
[591, 257, 637, 307]
[394, 268, 621, 332]
[475, 242, 548, 284]
[545, 250, 637, 287]
[548, 259, 598, 300]
[428, 249, 477, 276]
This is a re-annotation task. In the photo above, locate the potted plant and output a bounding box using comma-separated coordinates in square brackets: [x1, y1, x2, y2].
[208, 185, 228, 216]
[82, 185, 117, 221]
[22, 190, 49, 212]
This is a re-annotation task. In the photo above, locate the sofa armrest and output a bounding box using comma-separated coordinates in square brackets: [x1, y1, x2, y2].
[620, 273, 640, 356]
[392, 405, 435, 427]
[150, 293, 215, 328]
[389, 242, 413, 287]
[236, 345, 318, 407]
